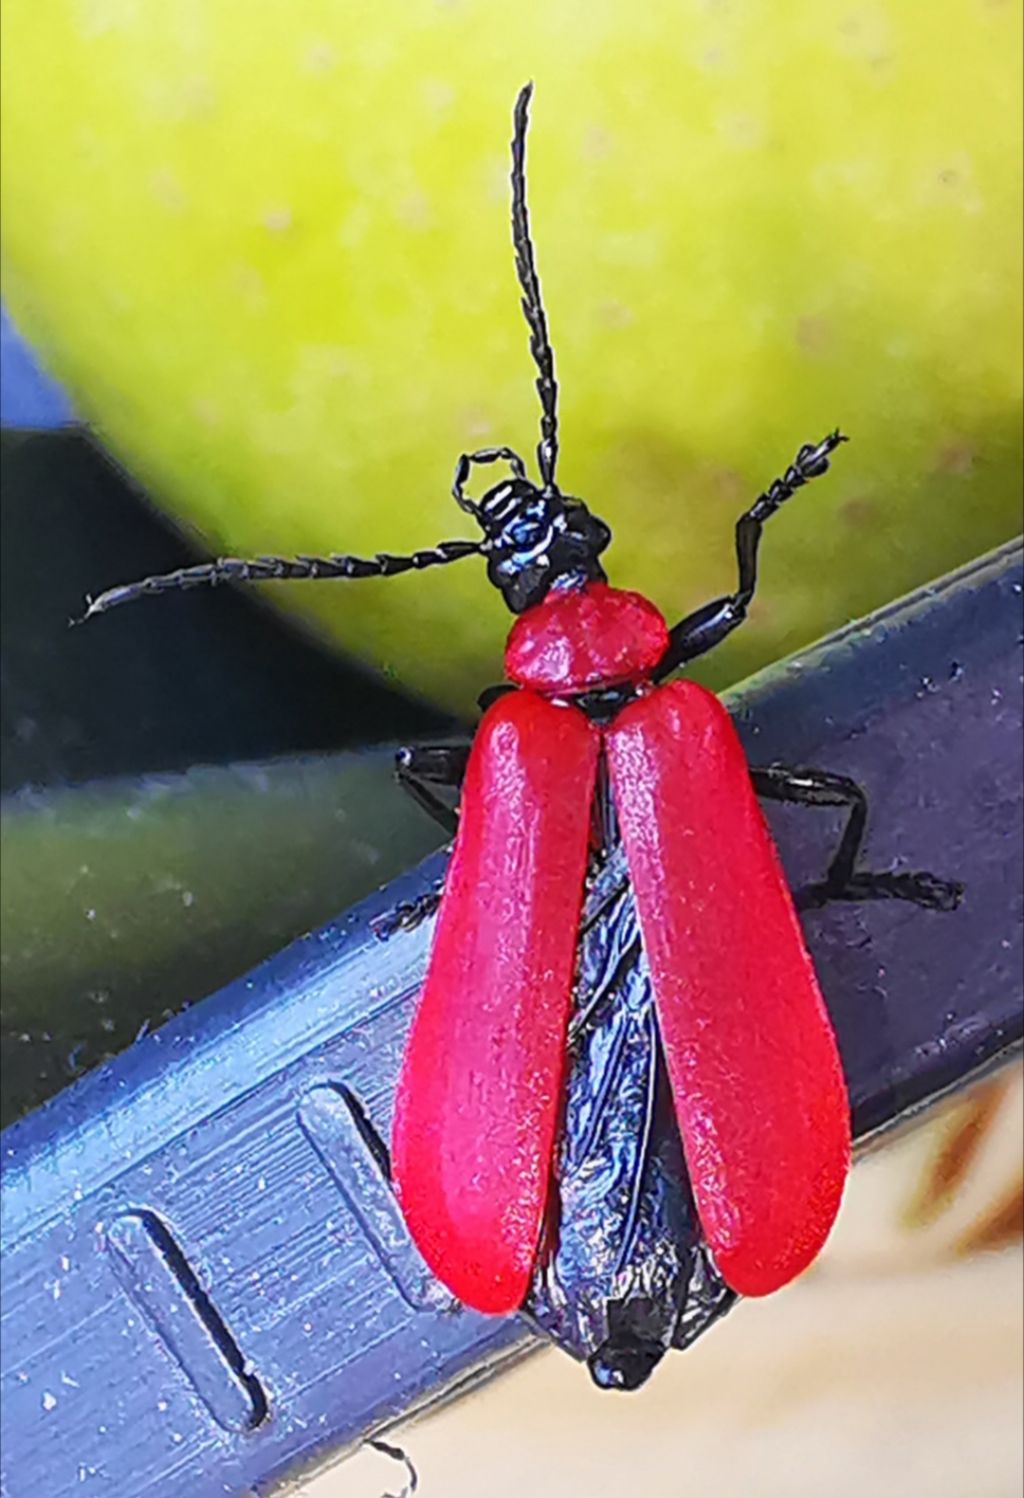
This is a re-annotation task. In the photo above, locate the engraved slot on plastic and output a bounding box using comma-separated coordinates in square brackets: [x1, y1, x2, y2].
[106, 1210, 268, 1432]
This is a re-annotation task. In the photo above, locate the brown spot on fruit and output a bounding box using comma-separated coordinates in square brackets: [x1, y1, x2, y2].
[796, 315, 832, 357]
[936, 442, 975, 475]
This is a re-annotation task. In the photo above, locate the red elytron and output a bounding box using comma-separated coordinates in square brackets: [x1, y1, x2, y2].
[392, 584, 850, 1311]
[393, 688, 600, 1314]
[605, 678, 851, 1298]
[84, 85, 960, 1385]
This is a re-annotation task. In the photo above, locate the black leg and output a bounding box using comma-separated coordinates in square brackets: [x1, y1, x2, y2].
[751, 764, 963, 912]
[477, 682, 515, 712]
[371, 885, 447, 941]
[395, 742, 471, 836]
[372, 742, 472, 940]
[653, 432, 847, 679]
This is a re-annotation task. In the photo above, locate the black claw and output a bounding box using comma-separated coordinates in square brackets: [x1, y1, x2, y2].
[911, 874, 965, 912]
[801, 430, 848, 476]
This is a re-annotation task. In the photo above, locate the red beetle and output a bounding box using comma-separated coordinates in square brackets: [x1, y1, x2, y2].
[86, 84, 961, 1387]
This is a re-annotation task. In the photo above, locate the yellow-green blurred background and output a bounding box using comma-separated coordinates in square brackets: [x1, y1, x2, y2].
[2, 0, 1022, 706]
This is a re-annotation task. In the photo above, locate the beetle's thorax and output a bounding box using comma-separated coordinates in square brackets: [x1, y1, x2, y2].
[504, 581, 669, 695]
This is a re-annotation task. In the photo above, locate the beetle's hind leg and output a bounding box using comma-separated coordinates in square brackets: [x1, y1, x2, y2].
[751, 765, 963, 912]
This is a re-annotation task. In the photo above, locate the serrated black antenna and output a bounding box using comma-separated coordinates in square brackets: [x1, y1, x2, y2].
[511, 82, 559, 493]
[76, 540, 481, 623]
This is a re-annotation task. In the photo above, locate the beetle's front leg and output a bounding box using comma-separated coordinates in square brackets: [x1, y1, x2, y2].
[653, 431, 847, 679]
[751, 764, 963, 912]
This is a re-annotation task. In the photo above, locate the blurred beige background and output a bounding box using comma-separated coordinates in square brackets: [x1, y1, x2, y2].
[296, 1068, 1022, 1498]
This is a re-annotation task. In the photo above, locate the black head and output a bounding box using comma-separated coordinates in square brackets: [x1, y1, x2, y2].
[473, 476, 610, 614]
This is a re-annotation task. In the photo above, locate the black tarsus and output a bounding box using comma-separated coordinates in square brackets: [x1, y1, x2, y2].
[78, 540, 481, 622]
[370, 888, 445, 941]
[751, 763, 964, 912]
[653, 431, 848, 678]
[511, 82, 560, 493]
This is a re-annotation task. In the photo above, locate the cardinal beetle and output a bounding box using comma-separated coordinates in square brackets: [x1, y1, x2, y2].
[84, 84, 962, 1388]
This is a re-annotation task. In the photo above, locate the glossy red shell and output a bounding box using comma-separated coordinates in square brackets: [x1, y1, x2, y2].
[605, 680, 851, 1297]
[504, 582, 669, 693]
[395, 670, 850, 1311]
[392, 690, 599, 1314]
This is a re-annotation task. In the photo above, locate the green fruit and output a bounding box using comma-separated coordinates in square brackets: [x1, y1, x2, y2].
[2, 1, 1020, 707]
[0, 754, 442, 1124]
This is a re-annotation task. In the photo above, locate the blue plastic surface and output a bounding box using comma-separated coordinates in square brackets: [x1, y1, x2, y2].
[2, 541, 1022, 1497]
[1, 862, 524, 1495]
[0, 305, 75, 429]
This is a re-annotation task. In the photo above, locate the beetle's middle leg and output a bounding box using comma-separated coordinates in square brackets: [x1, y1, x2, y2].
[371, 742, 472, 941]
[751, 764, 963, 912]
[395, 741, 471, 835]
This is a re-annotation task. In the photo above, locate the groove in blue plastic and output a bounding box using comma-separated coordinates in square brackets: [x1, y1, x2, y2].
[106, 1210, 268, 1433]
[297, 1083, 456, 1314]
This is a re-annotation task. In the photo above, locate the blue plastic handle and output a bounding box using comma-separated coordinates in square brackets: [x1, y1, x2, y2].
[2, 541, 1022, 1497]
[0, 305, 75, 429]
